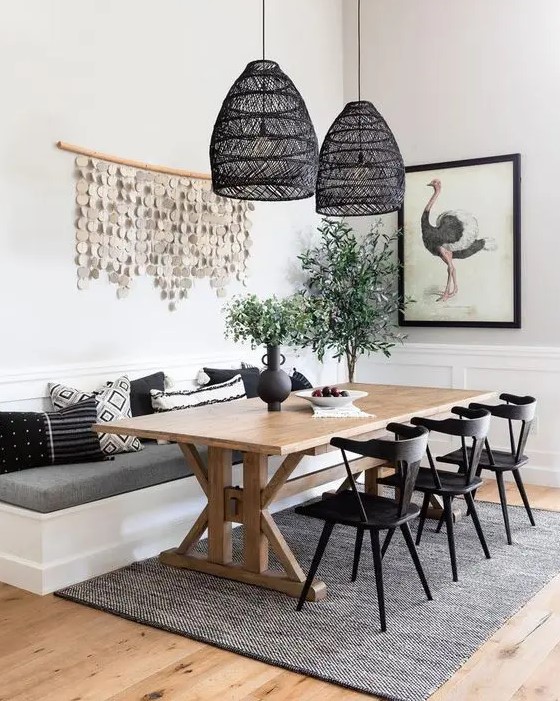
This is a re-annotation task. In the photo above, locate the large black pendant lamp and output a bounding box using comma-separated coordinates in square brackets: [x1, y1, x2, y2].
[315, 0, 405, 216]
[210, 0, 318, 201]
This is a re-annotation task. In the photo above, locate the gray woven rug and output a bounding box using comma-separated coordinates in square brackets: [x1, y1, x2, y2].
[56, 500, 560, 701]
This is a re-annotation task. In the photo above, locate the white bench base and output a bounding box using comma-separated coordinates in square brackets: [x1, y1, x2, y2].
[0, 454, 340, 595]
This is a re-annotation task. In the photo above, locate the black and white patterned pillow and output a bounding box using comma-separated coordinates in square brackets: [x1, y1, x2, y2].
[49, 376, 142, 455]
[291, 368, 313, 391]
[151, 374, 246, 412]
[0, 398, 104, 474]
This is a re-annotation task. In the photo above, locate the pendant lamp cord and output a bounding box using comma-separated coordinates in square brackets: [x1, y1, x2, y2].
[261, 0, 266, 136]
[357, 0, 361, 102]
[262, 0, 266, 62]
[357, 0, 363, 163]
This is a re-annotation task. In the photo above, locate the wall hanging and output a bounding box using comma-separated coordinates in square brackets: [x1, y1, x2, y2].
[57, 142, 252, 312]
[210, 0, 318, 201]
[315, 0, 405, 216]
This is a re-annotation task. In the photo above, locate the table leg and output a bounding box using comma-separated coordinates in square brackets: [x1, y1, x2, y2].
[160, 446, 326, 602]
[207, 446, 233, 564]
[364, 463, 381, 496]
[243, 453, 268, 572]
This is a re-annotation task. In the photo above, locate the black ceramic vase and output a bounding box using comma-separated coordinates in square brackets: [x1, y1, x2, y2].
[257, 345, 292, 412]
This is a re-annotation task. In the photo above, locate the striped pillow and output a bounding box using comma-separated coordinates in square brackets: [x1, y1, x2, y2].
[0, 398, 104, 474]
[151, 374, 246, 413]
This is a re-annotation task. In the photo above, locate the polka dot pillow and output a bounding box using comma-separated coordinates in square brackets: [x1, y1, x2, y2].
[0, 398, 104, 474]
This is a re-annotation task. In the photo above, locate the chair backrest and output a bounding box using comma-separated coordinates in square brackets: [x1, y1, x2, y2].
[330, 423, 429, 521]
[469, 393, 536, 464]
[411, 407, 491, 487]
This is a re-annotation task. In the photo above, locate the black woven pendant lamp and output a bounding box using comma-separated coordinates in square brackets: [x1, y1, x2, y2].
[316, 0, 405, 216]
[210, 0, 318, 202]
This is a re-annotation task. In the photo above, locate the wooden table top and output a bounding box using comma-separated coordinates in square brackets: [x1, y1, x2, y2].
[93, 383, 495, 456]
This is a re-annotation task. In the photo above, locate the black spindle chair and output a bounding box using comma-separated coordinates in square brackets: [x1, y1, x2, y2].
[295, 423, 431, 632]
[378, 407, 491, 582]
[437, 394, 537, 544]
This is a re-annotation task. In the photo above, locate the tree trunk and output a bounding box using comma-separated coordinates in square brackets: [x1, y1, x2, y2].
[346, 352, 357, 384]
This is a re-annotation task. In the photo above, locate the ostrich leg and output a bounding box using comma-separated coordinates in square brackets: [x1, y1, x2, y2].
[437, 247, 458, 301]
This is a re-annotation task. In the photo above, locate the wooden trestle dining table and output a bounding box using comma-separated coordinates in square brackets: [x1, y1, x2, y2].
[94, 383, 495, 602]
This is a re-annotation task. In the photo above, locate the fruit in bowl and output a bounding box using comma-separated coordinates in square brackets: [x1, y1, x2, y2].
[296, 386, 368, 409]
[311, 386, 349, 398]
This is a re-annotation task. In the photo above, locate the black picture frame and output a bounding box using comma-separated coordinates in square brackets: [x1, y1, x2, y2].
[398, 153, 521, 328]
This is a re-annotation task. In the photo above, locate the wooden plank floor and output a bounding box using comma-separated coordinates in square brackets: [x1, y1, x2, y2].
[1, 481, 560, 701]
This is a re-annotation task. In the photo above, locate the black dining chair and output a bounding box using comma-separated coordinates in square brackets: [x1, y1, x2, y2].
[378, 407, 491, 582]
[437, 394, 537, 544]
[295, 423, 432, 632]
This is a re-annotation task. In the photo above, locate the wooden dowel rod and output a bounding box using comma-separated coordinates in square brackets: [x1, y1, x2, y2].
[56, 141, 212, 181]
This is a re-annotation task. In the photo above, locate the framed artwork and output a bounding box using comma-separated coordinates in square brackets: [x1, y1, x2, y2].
[398, 154, 521, 328]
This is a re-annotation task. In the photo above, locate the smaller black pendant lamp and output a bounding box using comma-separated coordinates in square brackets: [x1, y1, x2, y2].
[315, 0, 405, 216]
[210, 0, 319, 202]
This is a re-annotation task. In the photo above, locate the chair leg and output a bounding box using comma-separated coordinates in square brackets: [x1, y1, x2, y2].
[416, 493, 430, 545]
[465, 492, 491, 559]
[495, 471, 513, 545]
[296, 521, 335, 611]
[468, 467, 483, 515]
[351, 526, 364, 582]
[512, 469, 536, 527]
[400, 523, 433, 601]
[381, 528, 395, 558]
[443, 495, 458, 582]
[369, 530, 387, 632]
[435, 510, 445, 534]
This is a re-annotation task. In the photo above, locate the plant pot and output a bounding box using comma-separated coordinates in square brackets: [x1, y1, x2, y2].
[257, 345, 292, 412]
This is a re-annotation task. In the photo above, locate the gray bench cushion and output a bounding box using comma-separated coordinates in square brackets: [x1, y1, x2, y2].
[0, 443, 241, 514]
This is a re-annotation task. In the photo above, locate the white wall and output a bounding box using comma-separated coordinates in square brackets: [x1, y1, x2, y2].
[344, 0, 560, 346]
[0, 0, 344, 374]
[342, 0, 560, 484]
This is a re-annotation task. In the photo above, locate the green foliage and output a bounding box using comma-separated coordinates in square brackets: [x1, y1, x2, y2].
[223, 293, 309, 349]
[298, 219, 410, 382]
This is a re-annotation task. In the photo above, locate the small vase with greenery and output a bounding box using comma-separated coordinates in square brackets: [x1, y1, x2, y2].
[223, 294, 308, 411]
[298, 219, 410, 383]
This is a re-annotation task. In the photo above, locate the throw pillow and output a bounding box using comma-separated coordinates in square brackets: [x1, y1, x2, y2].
[49, 376, 143, 455]
[202, 366, 260, 399]
[130, 371, 166, 417]
[291, 369, 313, 391]
[0, 398, 104, 474]
[151, 374, 246, 412]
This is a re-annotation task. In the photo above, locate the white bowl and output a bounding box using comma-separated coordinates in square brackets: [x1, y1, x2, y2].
[295, 389, 368, 409]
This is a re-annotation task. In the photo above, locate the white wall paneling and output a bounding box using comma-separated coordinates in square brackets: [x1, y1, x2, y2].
[358, 344, 560, 487]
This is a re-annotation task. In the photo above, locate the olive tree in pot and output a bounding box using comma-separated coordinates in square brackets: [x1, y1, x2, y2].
[298, 219, 410, 384]
[223, 294, 308, 411]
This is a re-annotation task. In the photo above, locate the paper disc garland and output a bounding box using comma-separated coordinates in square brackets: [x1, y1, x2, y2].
[72, 157, 253, 310]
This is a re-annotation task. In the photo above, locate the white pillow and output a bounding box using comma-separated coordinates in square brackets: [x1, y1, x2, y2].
[151, 374, 246, 412]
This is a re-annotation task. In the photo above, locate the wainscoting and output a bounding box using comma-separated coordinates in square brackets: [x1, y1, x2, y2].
[358, 343, 560, 487]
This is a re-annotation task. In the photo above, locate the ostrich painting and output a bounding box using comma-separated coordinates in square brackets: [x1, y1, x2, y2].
[422, 179, 496, 302]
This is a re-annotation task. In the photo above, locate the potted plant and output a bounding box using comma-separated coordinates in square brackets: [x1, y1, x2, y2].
[298, 219, 410, 383]
[223, 294, 308, 411]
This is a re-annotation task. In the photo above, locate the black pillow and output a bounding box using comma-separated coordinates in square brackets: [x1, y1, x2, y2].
[204, 367, 260, 399]
[130, 372, 166, 417]
[0, 398, 104, 474]
[291, 369, 312, 391]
